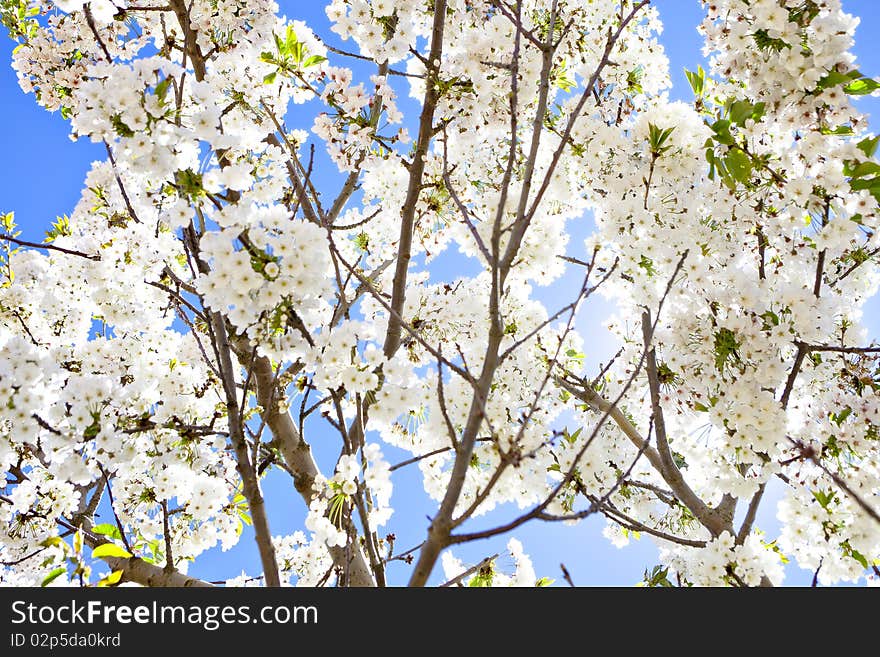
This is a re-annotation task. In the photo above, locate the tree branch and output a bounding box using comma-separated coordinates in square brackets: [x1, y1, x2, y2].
[233, 339, 375, 586]
[641, 310, 729, 537]
[0, 234, 99, 260]
[384, 0, 448, 357]
[439, 553, 498, 587]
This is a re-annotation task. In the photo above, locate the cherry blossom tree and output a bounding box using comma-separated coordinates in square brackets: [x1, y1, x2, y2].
[1, 0, 879, 588]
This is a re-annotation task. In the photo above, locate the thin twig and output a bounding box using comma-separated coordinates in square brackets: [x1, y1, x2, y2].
[104, 141, 141, 224]
[97, 463, 132, 553]
[83, 3, 113, 63]
[789, 438, 880, 526]
[439, 554, 498, 587]
[324, 44, 420, 78]
[161, 501, 175, 573]
[0, 234, 99, 260]
[560, 563, 575, 587]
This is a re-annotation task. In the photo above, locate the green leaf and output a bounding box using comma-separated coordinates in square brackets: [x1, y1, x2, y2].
[640, 565, 674, 587]
[850, 548, 869, 569]
[263, 71, 277, 85]
[91, 523, 123, 541]
[752, 29, 790, 52]
[562, 427, 583, 446]
[535, 577, 554, 587]
[849, 176, 880, 190]
[830, 407, 852, 426]
[706, 147, 717, 179]
[92, 543, 133, 560]
[638, 254, 656, 276]
[789, 0, 820, 28]
[647, 123, 675, 157]
[849, 161, 880, 179]
[672, 451, 688, 470]
[154, 77, 172, 102]
[857, 135, 880, 158]
[725, 147, 752, 184]
[1, 210, 17, 233]
[96, 570, 124, 587]
[302, 55, 327, 68]
[816, 69, 852, 90]
[555, 68, 576, 92]
[467, 563, 495, 587]
[175, 168, 204, 201]
[626, 65, 644, 95]
[850, 176, 880, 204]
[752, 102, 766, 123]
[285, 24, 299, 53]
[40, 536, 64, 549]
[354, 231, 370, 251]
[760, 310, 780, 330]
[812, 489, 836, 510]
[819, 125, 854, 136]
[685, 65, 705, 97]
[328, 492, 347, 528]
[713, 327, 741, 373]
[41, 566, 66, 587]
[45, 214, 71, 242]
[761, 538, 790, 564]
[709, 119, 735, 146]
[844, 77, 880, 95]
[728, 100, 764, 127]
[291, 41, 305, 65]
[83, 420, 101, 439]
[656, 362, 678, 385]
[110, 113, 135, 138]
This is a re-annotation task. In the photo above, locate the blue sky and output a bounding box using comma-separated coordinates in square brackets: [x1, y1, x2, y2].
[2, 1, 879, 586]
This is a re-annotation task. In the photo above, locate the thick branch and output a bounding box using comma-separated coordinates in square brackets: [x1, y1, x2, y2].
[558, 377, 728, 538]
[58, 517, 213, 587]
[641, 311, 729, 537]
[210, 314, 279, 586]
[235, 341, 375, 586]
[383, 0, 448, 358]
[102, 555, 212, 587]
